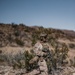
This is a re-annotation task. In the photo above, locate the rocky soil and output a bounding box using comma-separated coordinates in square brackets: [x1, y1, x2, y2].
[0, 23, 75, 75]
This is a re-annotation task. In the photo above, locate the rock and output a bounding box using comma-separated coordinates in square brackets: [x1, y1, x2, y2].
[10, 43, 18, 47]
[9, 69, 26, 75]
[0, 66, 13, 75]
[23, 69, 40, 75]
[24, 40, 32, 47]
[39, 72, 48, 75]
[4, 71, 10, 75]
[8, 72, 15, 75]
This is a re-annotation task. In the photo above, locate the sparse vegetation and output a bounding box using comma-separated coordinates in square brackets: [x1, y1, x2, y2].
[0, 54, 6, 62]
[69, 43, 75, 49]
[24, 51, 36, 71]
[15, 38, 24, 46]
[0, 50, 2, 54]
[32, 38, 36, 46]
[70, 57, 75, 67]
[42, 42, 69, 74]
[0, 50, 36, 70]
[0, 23, 75, 47]
[32, 33, 38, 46]
[14, 30, 20, 36]
[0, 23, 75, 75]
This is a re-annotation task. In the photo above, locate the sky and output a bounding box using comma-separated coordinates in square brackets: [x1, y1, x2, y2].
[0, 0, 75, 31]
